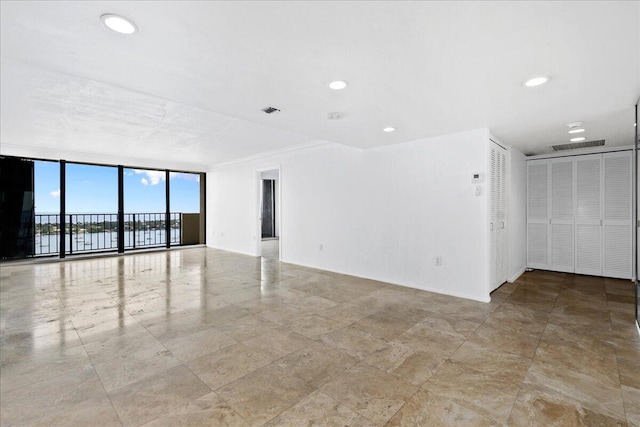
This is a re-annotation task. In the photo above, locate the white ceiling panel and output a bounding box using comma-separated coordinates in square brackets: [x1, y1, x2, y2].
[1, 1, 638, 165]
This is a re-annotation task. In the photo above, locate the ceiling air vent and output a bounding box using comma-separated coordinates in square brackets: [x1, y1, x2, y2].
[552, 139, 605, 151]
[261, 106, 280, 114]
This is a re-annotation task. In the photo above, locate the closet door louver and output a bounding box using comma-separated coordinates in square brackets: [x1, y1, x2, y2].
[490, 143, 508, 291]
[602, 152, 632, 278]
[489, 147, 497, 289]
[550, 159, 574, 272]
[497, 148, 508, 285]
[575, 154, 602, 276]
[527, 160, 549, 269]
[527, 151, 631, 279]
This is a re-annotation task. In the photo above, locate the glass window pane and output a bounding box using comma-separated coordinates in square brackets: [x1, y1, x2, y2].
[170, 172, 201, 246]
[34, 160, 60, 256]
[66, 163, 118, 254]
[124, 168, 166, 249]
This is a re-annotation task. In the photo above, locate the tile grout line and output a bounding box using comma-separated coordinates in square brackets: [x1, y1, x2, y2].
[498, 272, 564, 425]
[57, 270, 126, 427]
[608, 292, 633, 426]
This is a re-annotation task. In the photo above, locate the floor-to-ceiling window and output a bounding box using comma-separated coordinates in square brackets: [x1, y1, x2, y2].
[0, 156, 205, 261]
[124, 168, 169, 249]
[170, 172, 202, 245]
[66, 163, 118, 254]
[33, 160, 61, 256]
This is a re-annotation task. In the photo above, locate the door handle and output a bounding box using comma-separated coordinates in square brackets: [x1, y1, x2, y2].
[501, 221, 505, 229]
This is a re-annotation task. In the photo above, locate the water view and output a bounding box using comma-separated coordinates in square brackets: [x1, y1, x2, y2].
[34, 230, 181, 255]
[34, 213, 182, 255]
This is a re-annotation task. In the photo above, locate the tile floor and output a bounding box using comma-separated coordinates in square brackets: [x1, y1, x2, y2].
[0, 247, 638, 426]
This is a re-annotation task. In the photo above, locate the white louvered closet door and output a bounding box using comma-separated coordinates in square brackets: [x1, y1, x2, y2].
[489, 146, 497, 289]
[549, 159, 574, 272]
[527, 160, 549, 269]
[490, 143, 508, 292]
[602, 152, 632, 278]
[497, 147, 508, 284]
[575, 154, 602, 276]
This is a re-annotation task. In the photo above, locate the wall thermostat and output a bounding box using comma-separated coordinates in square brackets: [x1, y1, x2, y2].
[472, 173, 484, 183]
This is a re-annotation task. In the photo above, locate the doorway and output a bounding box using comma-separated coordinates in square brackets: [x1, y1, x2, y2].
[258, 168, 280, 260]
[261, 179, 276, 239]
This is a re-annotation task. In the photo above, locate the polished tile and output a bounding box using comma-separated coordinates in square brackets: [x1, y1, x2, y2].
[186, 342, 271, 390]
[93, 348, 181, 392]
[0, 365, 121, 426]
[162, 326, 237, 362]
[319, 302, 379, 324]
[108, 364, 212, 426]
[533, 338, 620, 387]
[0, 344, 92, 392]
[216, 363, 315, 426]
[0, 326, 83, 364]
[215, 313, 280, 341]
[240, 326, 313, 361]
[467, 322, 541, 358]
[364, 340, 448, 386]
[286, 314, 348, 340]
[508, 382, 627, 427]
[139, 392, 249, 427]
[388, 388, 497, 427]
[351, 311, 416, 341]
[622, 385, 640, 427]
[1, 249, 638, 426]
[274, 341, 358, 388]
[523, 358, 626, 421]
[263, 390, 374, 427]
[321, 325, 390, 361]
[435, 341, 532, 422]
[320, 363, 417, 424]
[84, 328, 167, 365]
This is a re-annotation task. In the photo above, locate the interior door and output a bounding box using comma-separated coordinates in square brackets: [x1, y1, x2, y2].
[261, 179, 275, 238]
[527, 160, 549, 269]
[491, 143, 508, 291]
[496, 146, 508, 285]
[549, 158, 574, 272]
[575, 154, 602, 276]
[602, 152, 632, 278]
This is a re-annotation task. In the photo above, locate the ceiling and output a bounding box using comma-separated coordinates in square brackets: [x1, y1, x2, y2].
[1, 1, 638, 169]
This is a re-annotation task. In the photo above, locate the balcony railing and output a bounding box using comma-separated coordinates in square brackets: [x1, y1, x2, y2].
[34, 212, 182, 256]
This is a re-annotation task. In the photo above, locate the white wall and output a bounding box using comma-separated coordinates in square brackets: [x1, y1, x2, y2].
[507, 145, 527, 282]
[208, 128, 492, 301]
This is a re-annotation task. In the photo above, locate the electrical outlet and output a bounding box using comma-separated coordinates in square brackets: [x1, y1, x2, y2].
[435, 256, 442, 266]
[319, 244, 323, 251]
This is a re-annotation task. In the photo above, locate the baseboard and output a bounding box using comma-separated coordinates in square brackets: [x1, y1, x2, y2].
[279, 258, 491, 303]
[206, 245, 257, 257]
[508, 266, 527, 283]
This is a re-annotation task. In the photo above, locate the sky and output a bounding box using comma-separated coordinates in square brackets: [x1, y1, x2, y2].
[34, 161, 200, 214]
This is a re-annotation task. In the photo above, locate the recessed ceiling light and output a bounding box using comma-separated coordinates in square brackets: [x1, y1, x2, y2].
[570, 137, 586, 142]
[568, 128, 585, 134]
[328, 80, 348, 90]
[101, 14, 137, 34]
[523, 76, 549, 87]
[383, 127, 396, 133]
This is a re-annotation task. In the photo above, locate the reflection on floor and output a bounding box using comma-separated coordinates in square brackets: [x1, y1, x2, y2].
[261, 238, 279, 260]
[0, 248, 638, 426]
